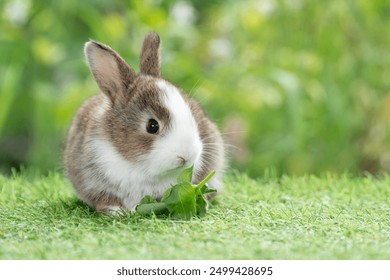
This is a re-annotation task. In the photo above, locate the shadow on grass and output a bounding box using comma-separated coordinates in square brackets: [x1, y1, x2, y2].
[42, 198, 151, 226]
[43, 196, 220, 226]
[43, 197, 97, 218]
[61, 198, 96, 214]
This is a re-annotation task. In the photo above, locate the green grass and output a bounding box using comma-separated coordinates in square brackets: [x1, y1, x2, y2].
[0, 170, 389, 259]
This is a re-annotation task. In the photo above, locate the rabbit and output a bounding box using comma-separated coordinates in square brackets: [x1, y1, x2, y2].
[64, 32, 225, 214]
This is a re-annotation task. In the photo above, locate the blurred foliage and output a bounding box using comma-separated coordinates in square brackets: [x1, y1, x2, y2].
[1, 0, 390, 177]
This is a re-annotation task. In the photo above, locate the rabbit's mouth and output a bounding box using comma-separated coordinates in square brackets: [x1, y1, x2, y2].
[157, 165, 188, 180]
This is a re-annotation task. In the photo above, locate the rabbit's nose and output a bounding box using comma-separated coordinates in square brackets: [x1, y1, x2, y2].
[177, 156, 187, 166]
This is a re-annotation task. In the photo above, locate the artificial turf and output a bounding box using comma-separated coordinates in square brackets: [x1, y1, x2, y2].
[0, 169, 389, 259]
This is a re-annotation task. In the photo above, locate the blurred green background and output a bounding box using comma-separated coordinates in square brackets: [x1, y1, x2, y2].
[1, 0, 390, 177]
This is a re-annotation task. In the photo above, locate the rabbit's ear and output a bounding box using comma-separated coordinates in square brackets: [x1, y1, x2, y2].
[140, 32, 161, 77]
[84, 41, 136, 101]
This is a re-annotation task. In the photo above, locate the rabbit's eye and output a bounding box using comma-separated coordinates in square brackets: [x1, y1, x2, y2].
[146, 119, 159, 134]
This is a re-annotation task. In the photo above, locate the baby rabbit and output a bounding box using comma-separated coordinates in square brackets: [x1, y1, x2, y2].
[64, 33, 225, 213]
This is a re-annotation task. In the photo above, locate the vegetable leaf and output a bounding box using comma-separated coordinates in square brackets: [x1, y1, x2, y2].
[196, 171, 216, 189]
[135, 166, 216, 219]
[135, 202, 167, 216]
[139, 195, 157, 204]
[195, 187, 208, 217]
[160, 187, 172, 202]
[163, 182, 196, 219]
[177, 166, 193, 183]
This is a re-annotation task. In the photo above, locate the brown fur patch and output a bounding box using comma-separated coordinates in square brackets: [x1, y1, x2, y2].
[140, 32, 161, 77]
[88, 191, 123, 213]
[64, 94, 111, 206]
[101, 76, 172, 162]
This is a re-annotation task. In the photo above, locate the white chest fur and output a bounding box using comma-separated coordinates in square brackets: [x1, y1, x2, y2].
[88, 137, 176, 211]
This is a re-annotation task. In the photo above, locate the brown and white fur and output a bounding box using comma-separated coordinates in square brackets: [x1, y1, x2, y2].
[64, 33, 225, 213]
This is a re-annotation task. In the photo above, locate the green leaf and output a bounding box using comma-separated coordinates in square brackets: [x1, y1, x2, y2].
[163, 182, 196, 219]
[194, 183, 217, 217]
[195, 171, 216, 189]
[138, 195, 157, 204]
[195, 188, 208, 217]
[203, 183, 218, 194]
[135, 202, 167, 216]
[161, 186, 172, 202]
[135, 169, 217, 219]
[136, 195, 167, 216]
[177, 165, 194, 183]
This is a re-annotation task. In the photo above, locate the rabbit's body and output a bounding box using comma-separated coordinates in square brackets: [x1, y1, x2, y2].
[64, 33, 224, 213]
